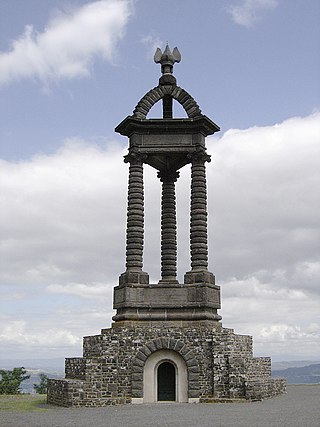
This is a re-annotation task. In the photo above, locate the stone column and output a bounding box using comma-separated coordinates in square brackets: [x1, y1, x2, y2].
[189, 151, 210, 271]
[124, 153, 144, 270]
[162, 95, 173, 118]
[158, 170, 179, 283]
[118, 152, 149, 286]
[184, 150, 216, 286]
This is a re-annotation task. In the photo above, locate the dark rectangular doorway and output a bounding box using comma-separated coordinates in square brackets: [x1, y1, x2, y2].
[157, 361, 176, 401]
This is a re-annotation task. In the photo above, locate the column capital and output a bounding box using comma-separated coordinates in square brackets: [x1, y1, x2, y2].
[187, 149, 211, 164]
[124, 151, 148, 164]
[157, 170, 180, 182]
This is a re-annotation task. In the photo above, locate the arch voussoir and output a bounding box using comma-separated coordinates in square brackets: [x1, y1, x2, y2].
[132, 85, 202, 119]
[131, 337, 200, 401]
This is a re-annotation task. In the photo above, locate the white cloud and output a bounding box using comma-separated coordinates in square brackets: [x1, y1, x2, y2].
[141, 34, 164, 59]
[257, 324, 320, 358]
[208, 112, 320, 357]
[47, 282, 112, 299]
[259, 323, 320, 343]
[227, 0, 278, 28]
[0, 320, 80, 348]
[0, 0, 132, 86]
[0, 112, 319, 359]
[0, 139, 128, 286]
[219, 274, 320, 357]
[218, 281, 319, 359]
[208, 112, 320, 297]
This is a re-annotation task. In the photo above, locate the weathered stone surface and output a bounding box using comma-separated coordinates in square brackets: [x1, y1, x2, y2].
[65, 358, 86, 380]
[135, 351, 148, 362]
[47, 325, 285, 407]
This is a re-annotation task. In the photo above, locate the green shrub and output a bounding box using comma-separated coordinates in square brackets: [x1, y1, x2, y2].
[0, 367, 30, 395]
[33, 373, 48, 394]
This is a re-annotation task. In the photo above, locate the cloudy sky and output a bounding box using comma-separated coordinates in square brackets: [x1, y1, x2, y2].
[0, 0, 319, 364]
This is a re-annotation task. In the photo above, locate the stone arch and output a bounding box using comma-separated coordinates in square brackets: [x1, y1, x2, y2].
[132, 85, 202, 119]
[131, 337, 200, 403]
[144, 350, 187, 402]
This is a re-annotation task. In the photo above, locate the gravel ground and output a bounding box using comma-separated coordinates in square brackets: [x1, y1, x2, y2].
[1, 385, 320, 427]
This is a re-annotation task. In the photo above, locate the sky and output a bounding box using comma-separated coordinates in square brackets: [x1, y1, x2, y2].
[0, 0, 319, 364]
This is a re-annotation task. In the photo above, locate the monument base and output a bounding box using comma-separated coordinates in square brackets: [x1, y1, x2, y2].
[113, 279, 221, 323]
[47, 324, 286, 407]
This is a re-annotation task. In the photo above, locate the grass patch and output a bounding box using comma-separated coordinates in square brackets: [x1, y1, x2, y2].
[0, 394, 47, 411]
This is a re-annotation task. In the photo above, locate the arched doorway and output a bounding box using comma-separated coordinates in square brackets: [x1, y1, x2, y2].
[143, 349, 188, 403]
[157, 361, 176, 401]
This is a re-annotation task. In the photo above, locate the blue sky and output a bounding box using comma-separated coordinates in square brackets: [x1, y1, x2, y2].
[0, 0, 319, 362]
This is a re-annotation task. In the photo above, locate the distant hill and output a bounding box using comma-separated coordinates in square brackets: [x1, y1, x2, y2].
[0, 358, 65, 394]
[272, 360, 320, 371]
[0, 358, 65, 372]
[272, 363, 320, 384]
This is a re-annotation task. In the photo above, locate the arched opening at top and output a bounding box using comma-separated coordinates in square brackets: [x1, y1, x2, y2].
[173, 100, 188, 118]
[146, 98, 188, 119]
[157, 361, 176, 401]
[146, 99, 163, 118]
[133, 85, 202, 119]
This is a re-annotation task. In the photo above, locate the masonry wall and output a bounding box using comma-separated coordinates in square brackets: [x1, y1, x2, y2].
[47, 325, 286, 407]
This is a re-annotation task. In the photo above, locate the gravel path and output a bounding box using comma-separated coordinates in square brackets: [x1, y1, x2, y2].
[1, 385, 320, 427]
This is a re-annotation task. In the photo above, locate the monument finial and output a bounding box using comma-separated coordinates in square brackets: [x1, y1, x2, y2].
[154, 44, 181, 75]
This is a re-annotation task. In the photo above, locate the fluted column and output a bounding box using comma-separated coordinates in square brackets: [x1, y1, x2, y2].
[158, 170, 179, 283]
[124, 153, 145, 271]
[189, 151, 211, 271]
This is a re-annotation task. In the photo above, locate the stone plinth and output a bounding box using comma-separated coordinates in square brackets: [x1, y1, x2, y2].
[113, 281, 221, 323]
[47, 324, 286, 407]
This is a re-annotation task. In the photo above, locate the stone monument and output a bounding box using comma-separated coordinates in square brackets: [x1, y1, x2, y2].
[47, 45, 286, 406]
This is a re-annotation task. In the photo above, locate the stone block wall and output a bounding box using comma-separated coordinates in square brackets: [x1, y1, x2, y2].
[247, 357, 272, 380]
[245, 378, 286, 400]
[47, 324, 286, 407]
[65, 357, 86, 380]
[47, 379, 85, 407]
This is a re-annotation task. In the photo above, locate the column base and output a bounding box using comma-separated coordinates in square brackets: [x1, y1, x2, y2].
[119, 270, 149, 286]
[158, 277, 179, 284]
[184, 270, 215, 285]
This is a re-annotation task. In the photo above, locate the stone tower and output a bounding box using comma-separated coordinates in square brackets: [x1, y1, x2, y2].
[113, 44, 220, 327]
[47, 46, 285, 406]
